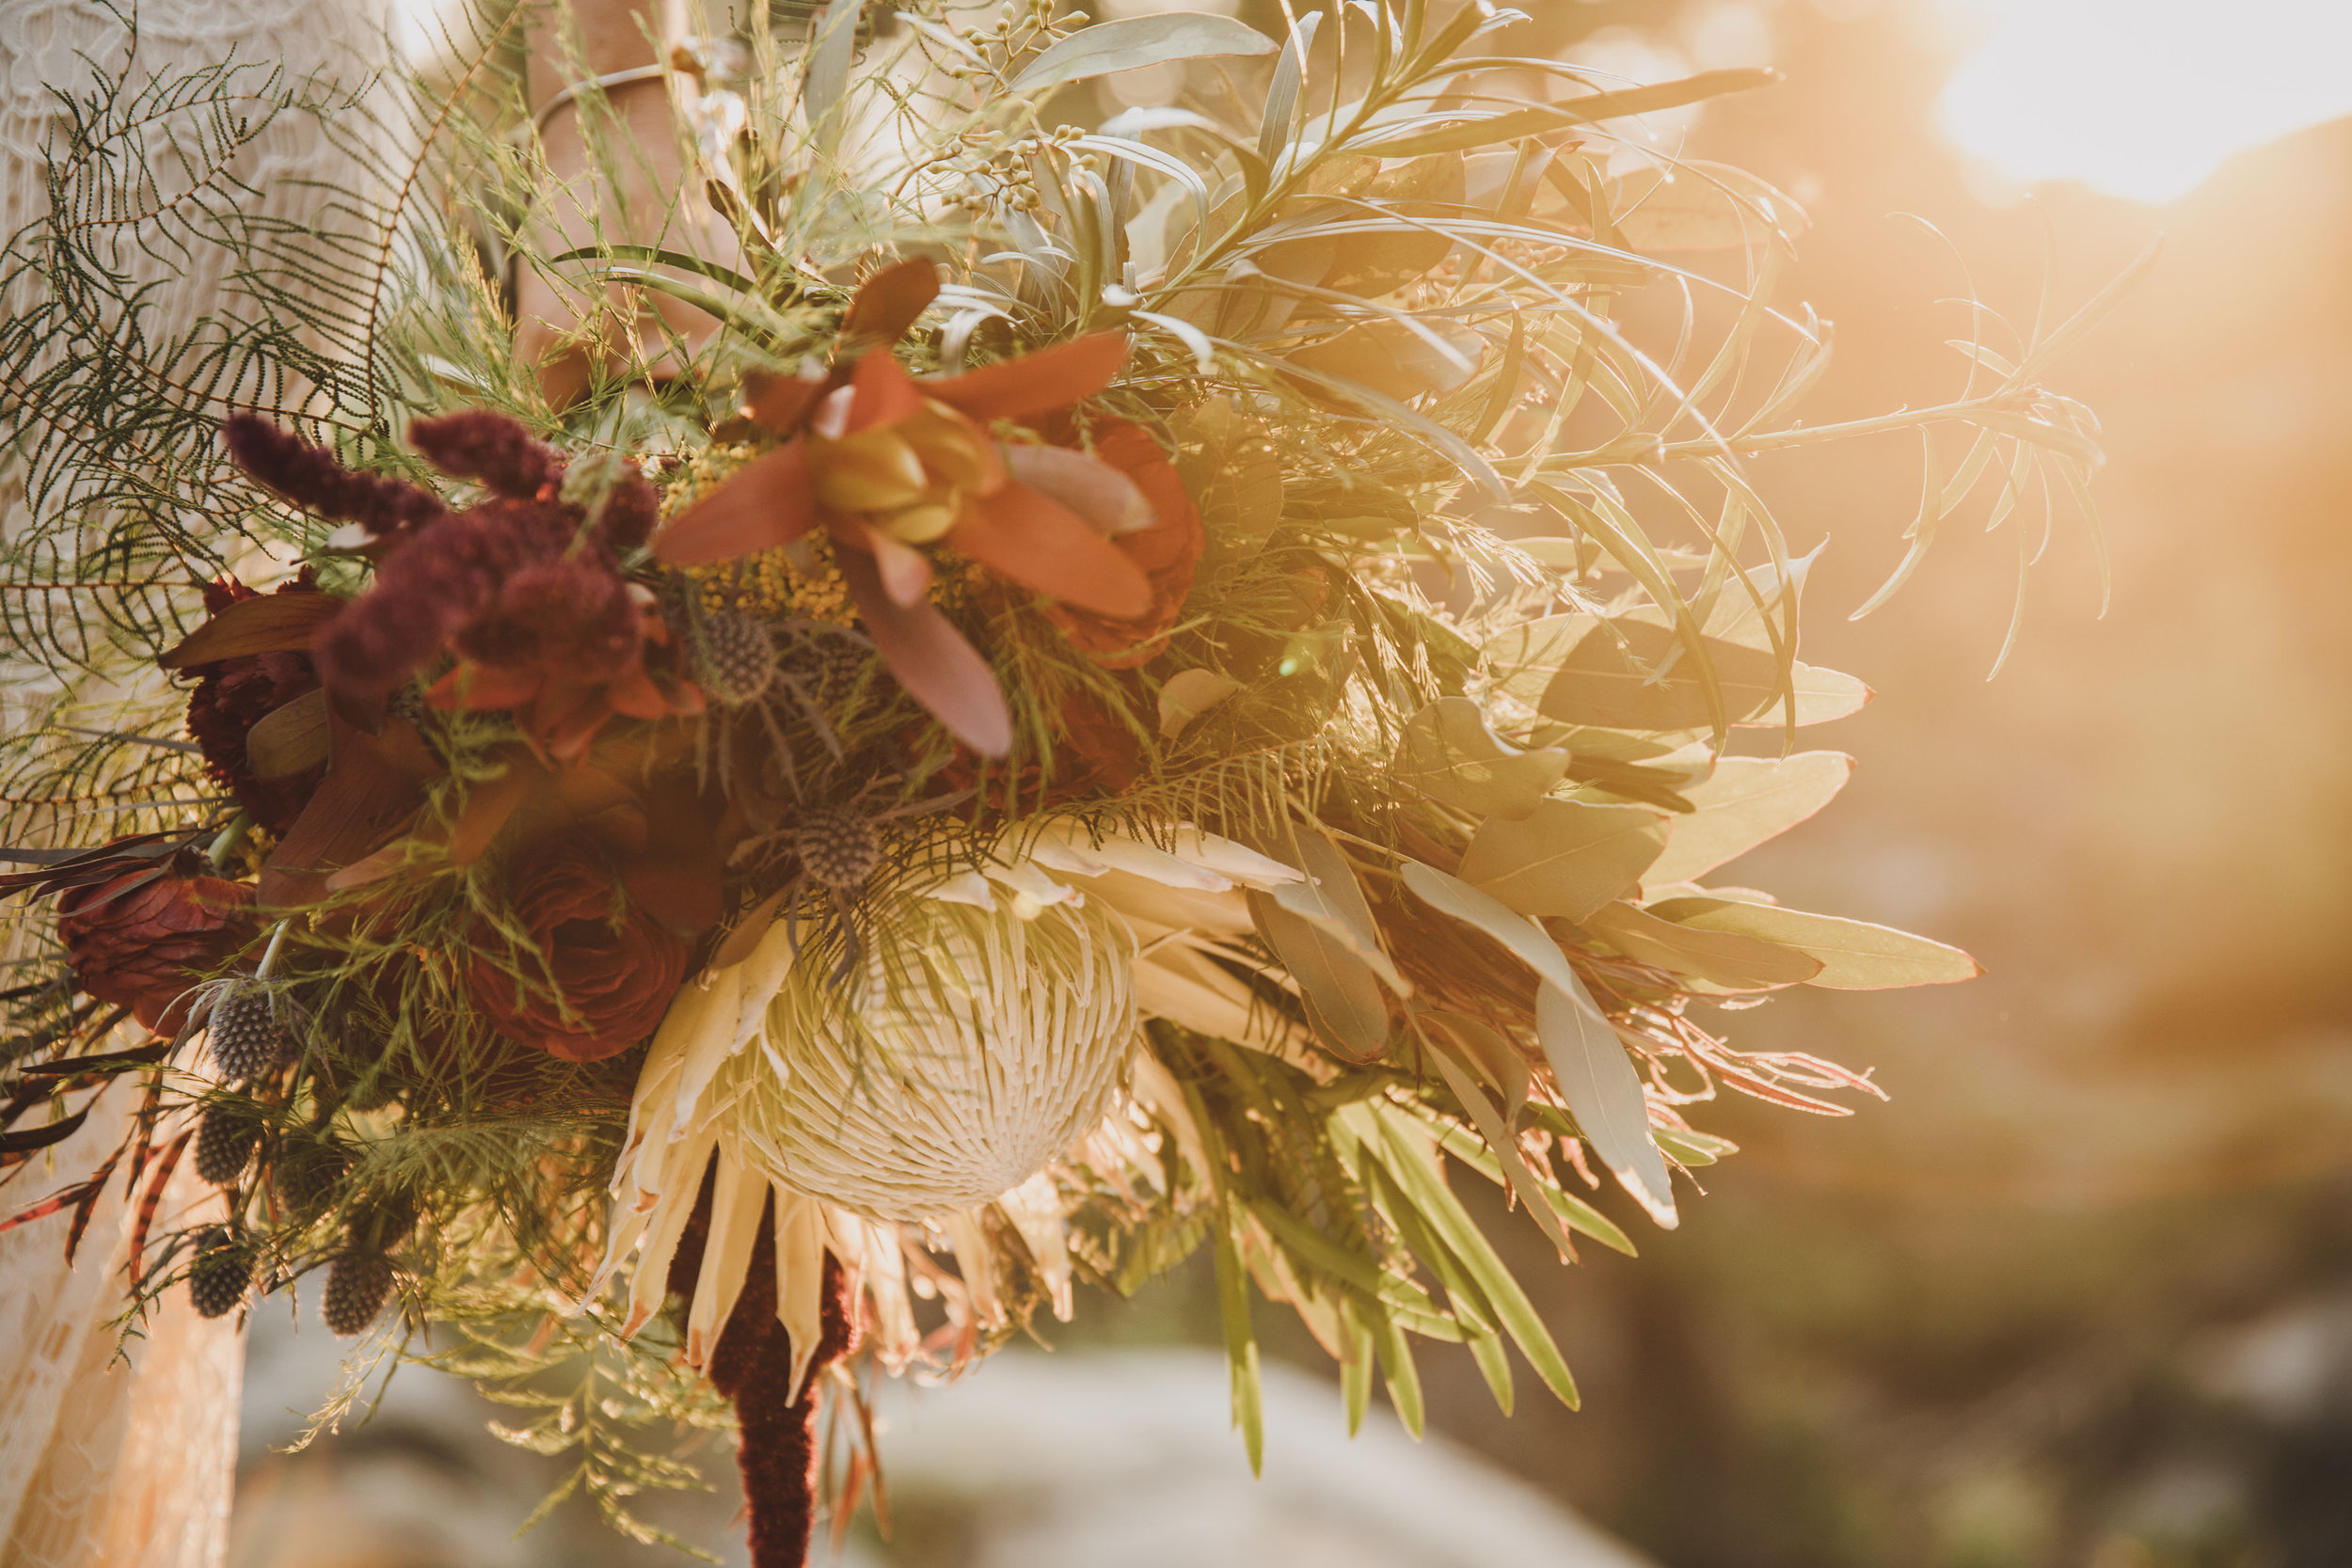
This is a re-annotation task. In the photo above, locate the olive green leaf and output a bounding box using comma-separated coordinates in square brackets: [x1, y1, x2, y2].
[1009, 13, 1277, 94]
[1645, 752, 1854, 885]
[1534, 977, 1678, 1226]
[1393, 697, 1569, 820]
[1457, 798, 1670, 920]
[1647, 896, 1981, 989]
[1581, 898, 1822, 990]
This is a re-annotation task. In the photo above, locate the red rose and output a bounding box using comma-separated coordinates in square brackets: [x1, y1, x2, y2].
[58, 870, 255, 1030]
[468, 843, 688, 1063]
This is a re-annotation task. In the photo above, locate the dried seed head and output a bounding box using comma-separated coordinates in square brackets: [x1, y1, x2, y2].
[192, 1101, 260, 1186]
[782, 630, 871, 706]
[793, 805, 882, 890]
[699, 610, 778, 705]
[322, 1249, 394, 1338]
[206, 983, 294, 1082]
[274, 1137, 350, 1213]
[187, 1227, 250, 1320]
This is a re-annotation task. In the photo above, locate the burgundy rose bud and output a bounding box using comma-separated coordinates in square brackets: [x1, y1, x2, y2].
[467, 844, 687, 1062]
[58, 870, 255, 1031]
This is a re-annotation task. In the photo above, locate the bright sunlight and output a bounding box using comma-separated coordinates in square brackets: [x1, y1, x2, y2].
[1940, 0, 2352, 203]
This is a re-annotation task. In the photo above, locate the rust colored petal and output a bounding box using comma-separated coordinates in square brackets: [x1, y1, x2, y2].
[1043, 420, 1206, 668]
[923, 334, 1128, 422]
[837, 547, 1011, 757]
[840, 259, 941, 345]
[744, 369, 831, 434]
[844, 350, 925, 432]
[956, 483, 1152, 619]
[160, 591, 342, 671]
[655, 441, 818, 564]
[258, 713, 437, 910]
[426, 661, 543, 712]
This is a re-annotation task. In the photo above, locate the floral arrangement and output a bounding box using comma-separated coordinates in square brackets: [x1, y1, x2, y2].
[0, 3, 2121, 1563]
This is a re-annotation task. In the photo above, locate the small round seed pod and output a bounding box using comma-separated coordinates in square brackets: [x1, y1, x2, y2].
[273, 1137, 351, 1214]
[191, 1101, 260, 1186]
[206, 983, 294, 1083]
[187, 1227, 251, 1320]
[699, 610, 779, 705]
[784, 630, 871, 705]
[322, 1249, 394, 1338]
[793, 805, 882, 890]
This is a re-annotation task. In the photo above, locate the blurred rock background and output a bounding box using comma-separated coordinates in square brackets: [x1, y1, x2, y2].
[236, 1, 2352, 1564]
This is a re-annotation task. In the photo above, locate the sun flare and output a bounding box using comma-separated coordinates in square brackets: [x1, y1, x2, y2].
[1940, 0, 2352, 204]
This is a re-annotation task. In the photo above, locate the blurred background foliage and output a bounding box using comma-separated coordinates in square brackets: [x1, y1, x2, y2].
[240, 1, 2352, 1564]
[1052, 2, 2352, 1566]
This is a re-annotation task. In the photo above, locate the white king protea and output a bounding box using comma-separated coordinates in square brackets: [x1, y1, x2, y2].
[591, 819, 1304, 1376]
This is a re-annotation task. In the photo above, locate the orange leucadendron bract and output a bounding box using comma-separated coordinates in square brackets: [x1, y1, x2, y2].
[656, 261, 1157, 757]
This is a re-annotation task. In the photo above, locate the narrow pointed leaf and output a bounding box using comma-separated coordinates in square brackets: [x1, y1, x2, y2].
[1646, 897, 1982, 989]
[1362, 1105, 1581, 1410]
[1008, 13, 1277, 94]
[1581, 899, 1820, 990]
[1214, 1204, 1266, 1474]
[1536, 979, 1677, 1226]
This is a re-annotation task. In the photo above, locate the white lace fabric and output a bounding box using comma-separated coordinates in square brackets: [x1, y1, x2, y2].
[0, 2, 393, 1563]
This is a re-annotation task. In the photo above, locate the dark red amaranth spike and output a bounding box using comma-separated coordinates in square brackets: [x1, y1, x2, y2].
[596, 467, 661, 552]
[668, 1167, 857, 1568]
[407, 411, 564, 500]
[309, 508, 534, 699]
[222, 416, 442, 541]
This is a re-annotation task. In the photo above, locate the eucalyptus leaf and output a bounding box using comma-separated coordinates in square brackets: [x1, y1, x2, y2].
[1579, 898, 1822, 990]
[1248, 888, 1389, 1061]
[1484, 613, 1596, 705]
[1399, 860, 1582, 999]
[1645, 752, 1853, 885]
[1654, 1128, 1739, 1168]
[1156, 669, 1242, 739]
[1535, 977, 1677, 1225]
[802, 0, 860, 136]
[1738, 662, 1872, 728]
[1646, 897, 1981, 990]
[1286, 317, 1484, 401]
[1008, 13, 1277, 95]
[1457, 797, 1670, 920]
[1393, 697, 1569, 820]
[1537, 617, 1784, 732]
